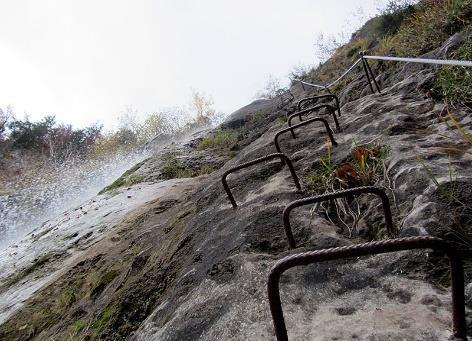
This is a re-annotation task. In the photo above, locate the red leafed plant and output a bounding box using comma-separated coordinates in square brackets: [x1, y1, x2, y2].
[335, 163, 358, 179]
[352, 146, 370, 161]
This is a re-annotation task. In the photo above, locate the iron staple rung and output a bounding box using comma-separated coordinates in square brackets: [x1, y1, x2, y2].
[297, 94, 341, 117]
[288, 104, 340, 137]
[221, 153, 301, 208]
[268, 236, 466, 341]
[271, 236, 452, 270]
[274, 117, 337, 157]
[282, 186, 394, 248]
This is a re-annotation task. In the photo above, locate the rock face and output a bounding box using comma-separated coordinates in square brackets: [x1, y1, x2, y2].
[221, 99, 279, 130]
[1, 27, 472, 341]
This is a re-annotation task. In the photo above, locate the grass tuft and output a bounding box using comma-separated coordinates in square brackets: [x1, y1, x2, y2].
[303, 141, 392, 237]
[160, 153, 214, 179]
[160, 153, 195, 179]
[197, 129, 239, 152]
[433, 39, 472, 103]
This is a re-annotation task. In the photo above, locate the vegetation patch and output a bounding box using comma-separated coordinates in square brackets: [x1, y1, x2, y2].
[60, 287, 78, 308]
[303, 142, 391, 237]
[275, 115, 288, 126]
[0, 252, 59, 290]
[91, 304, 116, 338]
[90, 269, 119, 299]
[295, 0, 471, 103]
[0, 272, 88, 339]
[130, 243, 142, 255]
[197, 129, 239, 153]
[160, 153, 214, 180]
[432, 39, 472, 103]
[68, 319, 86, 337]
[99, 159, 149, 194]
[418, 155, 472, 259]
[164, 207, 195, 234]
[304, 142, 390, 194]
[251, 110, 266, 123]
[390, 0, 472, 57]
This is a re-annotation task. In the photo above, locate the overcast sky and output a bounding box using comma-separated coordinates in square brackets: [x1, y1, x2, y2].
[0, 0, 388, 129]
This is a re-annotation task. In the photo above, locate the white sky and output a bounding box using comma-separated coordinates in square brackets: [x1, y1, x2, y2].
[0, 0, 388, 129]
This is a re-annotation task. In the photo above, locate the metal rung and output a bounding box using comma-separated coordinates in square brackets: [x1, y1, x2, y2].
[221, 153, 301, 208]
[274, 117, 338, 157]
[283, 186, 394, 248]
[297, 94, 341, 117]
[268, 236, 466, 341]
[288, 104, 340, 138]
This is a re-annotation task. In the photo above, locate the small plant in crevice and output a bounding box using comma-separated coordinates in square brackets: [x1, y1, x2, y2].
[304, 141, 392, 237]
[414, 106, 472, 156]
[417, 154, 472, 259]
[417, 154, 462, 206]
[439, 107, 472, 148]
[305, 141, 391, 193]
[160, 153, 194, 179]
[68, 319, 86, 338]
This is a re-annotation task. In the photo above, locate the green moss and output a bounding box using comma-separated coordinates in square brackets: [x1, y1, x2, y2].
[126, 174, 145, 186]
[60, 288, 78, 307]
[90, 269, 119, 299]
[91, 304, 115, 338]
[159, 153, 215, 179]
[1, 253, 54, 290]
[275, 115, 288, 126]
[198, 164, 214, 175]
[130, 244, 141, 255]
[197, 129, 239, 152]
[99, 159, 149, 194]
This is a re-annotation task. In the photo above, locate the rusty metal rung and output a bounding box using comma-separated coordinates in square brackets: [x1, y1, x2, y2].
[298, 94, 341, 117]
[283, 186, 395, 248]
[221, 153, 301, 208]
[267, 236, 466, 341]
[288, 104, 340, 138]
[274, 117, 338, 156]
